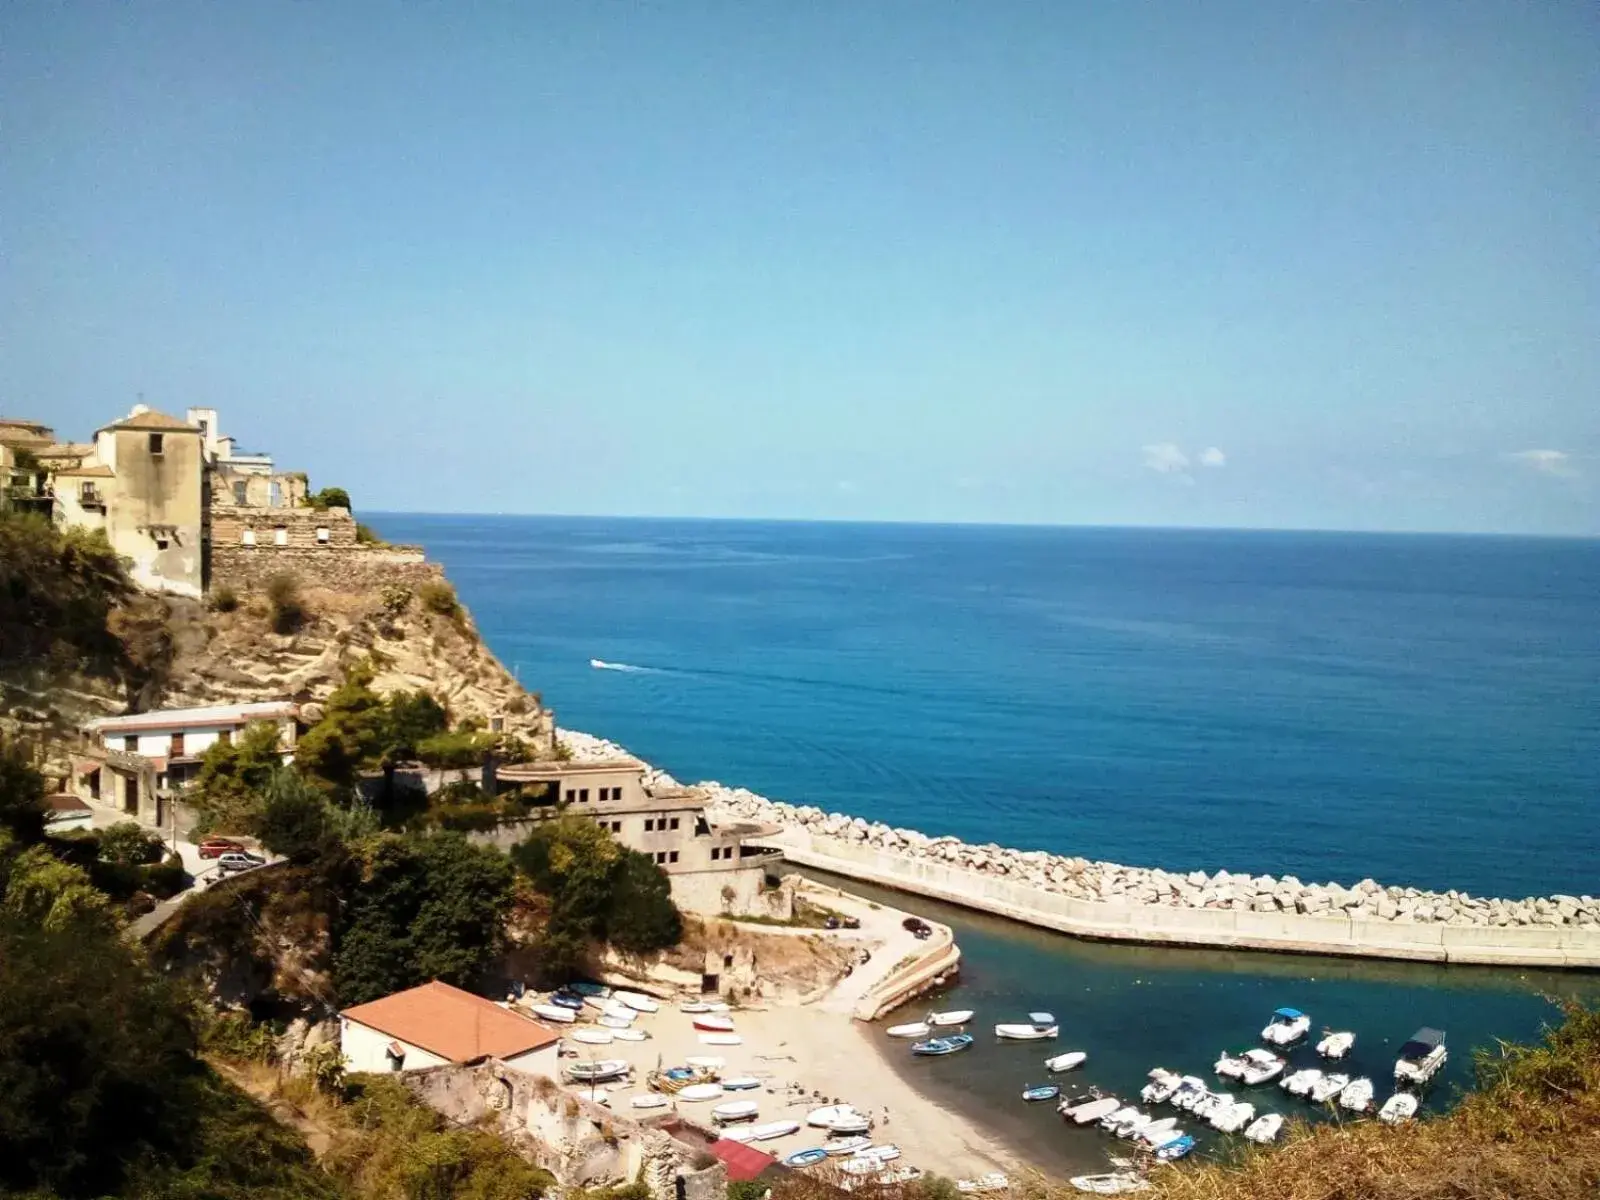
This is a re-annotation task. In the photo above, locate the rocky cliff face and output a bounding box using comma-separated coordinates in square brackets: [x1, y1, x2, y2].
[157, 573, 554, 747]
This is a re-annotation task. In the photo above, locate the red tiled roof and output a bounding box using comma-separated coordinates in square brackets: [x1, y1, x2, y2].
[708, 1140, 779, 1182]
[341, 981, 561, 1064]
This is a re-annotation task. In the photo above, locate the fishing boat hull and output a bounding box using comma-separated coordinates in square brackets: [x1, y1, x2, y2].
[616, 991, 660, 1013]
[530, 1004, 577, 1024]
[700, 1033, 743, 1046]
[1022, 1086, 1060, 1102]
[571, 1029, 614, 1045]
[785, 1148, 829, 1167]
[692, 1016, 736, 1033]
[1046, 1052, 1087, 1072]
[712, 1101, 760, 1125]
[887, 1022, 932, 1039]
[995, 1024, 1058, 1040]
[928, 1010, 974, 1027]
[676, 1083, 724, 1102]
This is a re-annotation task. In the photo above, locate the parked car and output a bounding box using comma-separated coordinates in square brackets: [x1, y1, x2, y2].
[824, 916, 840, 930]
[902, 916, 932, 935]
[841, 915, 862, 929]
[216, 851, 265, 874]
[199, 837, 247, 859]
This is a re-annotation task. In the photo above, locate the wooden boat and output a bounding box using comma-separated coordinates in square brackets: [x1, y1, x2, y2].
[1022, 1085, 1060, 1102]
[530, 1004, 577, 1024]
[928, 1009, 974, 1027]
[995, 1013, 1058, 1040]
[887, 1021, 932, 1039]
[570, 1029, 614, 1045]
[1045, 1051, 1087, 1072]
[676, 1083, 724, 1102]
[784, 1147, 829, 1167]
[1153, 1134, 1194, 1161]
[721, 1076, 760, 1090]
[728, 1120, 800, 1143]
[911, 1033, 974, 1056]
[565, 1059, 629, 1082]
[712, 1100, 760, 1125]
[693, 1015, 736, 1033]
[630, 1094, 670, 1110]
[615, 990, 659, 1013]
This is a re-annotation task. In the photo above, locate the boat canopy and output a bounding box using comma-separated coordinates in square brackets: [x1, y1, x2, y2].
[1029, 1012, 1056, 1024]
[1272, 1007, 1305, 1019]
[1399, 1028, 1445, 1057]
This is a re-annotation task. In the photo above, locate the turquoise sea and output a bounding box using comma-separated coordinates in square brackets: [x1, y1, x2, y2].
[373, 514, 1600, 1173]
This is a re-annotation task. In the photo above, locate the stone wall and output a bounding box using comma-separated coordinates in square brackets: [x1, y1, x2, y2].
[210, 539, 436, 594]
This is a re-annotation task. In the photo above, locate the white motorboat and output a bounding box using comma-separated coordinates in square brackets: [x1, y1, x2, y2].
[1210, 1100, 1255, 1133]
[676, 1083, 724, 1102]
[1261, 1007, 1312, 1046]
[807, 1105, 862, 1129]
[1046, 1051, 1087, 1072]
[1309, 1073, 1350, 1104]
[692, 1014, 735, 1033]
[1238, 1048, 1287, 1085]
[841, 1158, 884, 1177]
[1339, 1078, 1376, 1113]
[598, 1014, 635, 1029]
[727, 1120, 801, 1143]
[995, 1013, 1058, 1040]
[1316, 1030, 1356, 1060]
[712, 1100, 760, 1125]
[888, 1022, 932, 1039]
[722, 1076, 761, 1090]
[1068, 1173, 1148, 1195]
[1099, 1105, 1142, 1132]
[1378, 1092, 1419, 1124]
[1193, 1092, 1232, 1121]
[857, 1144, 902, 1162]
[571, 1028, 614, 1045]
[929, 1009, 975, 1027]
[1394, 1028, 1447, 1086]
[957, 1172, 1011, 1193]
[613, 1028, 649, 1042]
[1282, 1068, 1323, 1097]
[684, 1055, 725, 1070]
[530, 1004, 577, 1024]
[1134, 1117, 1178, 1146]
[700, 1033, 742, 1046]
[1215, 1051, 1248, 1079]
[615, 991, 659, 1013]
[1112, 1110, 1157, 1140]
[829, 1112, 874, 1136]
[1065, 1097, 1123, 1125]
[1244, 1112, 1284, 1144]
[1170, 1079, 1210, 1112]
[1140, 1070, 1181, 1105]
[630, 1094, 669, 1110]
[824, 1136, 872, 1157]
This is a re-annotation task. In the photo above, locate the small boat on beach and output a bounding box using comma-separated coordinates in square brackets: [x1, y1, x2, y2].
[1141, 1070, 1181, 1105]
[1394, 1028, 1447, 1087]
[550, 992, 584, 1010]
[615, 991, 659, 1013]
[685, 1055, 725, 1071]
[824, 1136, 872, 1157]
[784, 1147, 829, 1168]
[703, 1002, 731, 1013]
[1022, 1085, 1060, 1103]
[676, 1083, 724, 1102]
[957, 1172, 1011, 1194]
[599, 1014, 635, 1029]
[699, 1033, 742, 1046]
[1064, 1097, 1123, 1125]
[1068, 1173, 1147, 1195]
[1282, 1068, 1323, 1097]
[712, 1100, 760, 1125]
[679, 1001, 712, 1014]
[929, 1009, 975, 1027]
[1046, 1051, 1087, 1072]
[807, 1105, 861, 1128]
[692, 1014, 735, 1033]
[912, 1033, 974, 1056]
[571, 1029, 614, 1045]
[569, 981, 610, 998]
[565, 1059, 630, 1083]
[1309, 1073, 1350, 1104]
[721, 1076, 761, 1090]
[828, 1112, 873, 1136]
[613, 1028, 649, 1042]
[1244, 1113, 1284, 1144]
[995, 1013, 1058, 1040]
[857, 1144, 901, 1162]
[887, 1021, 932, 1039]
[1262, 1007, 1312, 1046]
[530, 1004, 577, 1024]
[630, 1094, 669, 1110]
[1378, 1092, 1419, 1124]
[1339, 1078, 1376, 1113]
[727, 1121, 798, 1144]
[1317, 1030, 1356, 1060]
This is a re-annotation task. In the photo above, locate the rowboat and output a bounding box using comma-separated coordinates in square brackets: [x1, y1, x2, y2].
[693, 1015, 735, 1033]
[722, 1076, 761, 1090]
[784, 1147, 829, 1168]
[995, 1013, 1058, 1040]
[680, 1001, 712, 1014]
[569, 982, 611, 998]
[807, 1105, 865, 1128]
[928, 1010, 974, 1027]
[613, 1028, 649, 1042]
[565, 1059, 630, 1082]
[728, 1120, 800, 1143]
[571, 1029, 614, 1045]
[1046, 1051, 1087, 1072]
[1022, 1085, 1060, 1102]
[1153, 1134, 1194, 1161]
[857, 1145, 901, 1162]
[712, 1100, 760, 1125]
[615, 991, 660, 1013]
[824, 1136, 872, 1156]
[887, 1022, 932, 1039]
[911, 1033, 974, 1056]
[530, 1004, 577, 1024]
[550, 992, 584, 1010]
[601, 1000, 637, 1021]
[828, 1112, 873, 1136]
[598, 1014, 635, 1029]
[677, 1083, 724, 1102]
[700, 1033, 742, 1046]
[630, 1094, 669, 1110]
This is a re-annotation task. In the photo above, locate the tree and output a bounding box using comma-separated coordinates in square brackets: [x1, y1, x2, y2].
[384, 689, 449, 759]
[2, 845, 117, 935]
[308, 486, 351, 512]
[605, 849, 683, 954]
[97, 820, 164, 866]
[254, 768, 337, 863]
[190, 720, 283, 833]
[333, 832, 514, 1005]
[293, 663, 389, 794]
[0, 737, 46, 845]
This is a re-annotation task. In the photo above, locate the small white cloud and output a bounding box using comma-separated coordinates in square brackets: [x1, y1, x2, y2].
[1141, 443, 1190, 475]
[1198, 446, 1226, 468]
[1509, 449, 1577, 477]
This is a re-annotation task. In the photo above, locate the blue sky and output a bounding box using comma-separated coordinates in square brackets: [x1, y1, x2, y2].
[3, 2, 1596, 534]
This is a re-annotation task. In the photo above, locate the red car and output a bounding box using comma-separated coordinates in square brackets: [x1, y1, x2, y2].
[198, 837, 247, 859]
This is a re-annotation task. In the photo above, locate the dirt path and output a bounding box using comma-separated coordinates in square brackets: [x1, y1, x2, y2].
[212, 1059, 336, 1159]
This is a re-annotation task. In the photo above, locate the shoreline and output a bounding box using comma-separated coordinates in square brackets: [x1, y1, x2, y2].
[554, 730, 1600, 970]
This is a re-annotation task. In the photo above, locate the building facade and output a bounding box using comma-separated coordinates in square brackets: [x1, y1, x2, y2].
[339, 980, 562, 1076]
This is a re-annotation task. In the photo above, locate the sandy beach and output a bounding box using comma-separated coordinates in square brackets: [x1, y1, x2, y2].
[549, 883, 1021, 1183]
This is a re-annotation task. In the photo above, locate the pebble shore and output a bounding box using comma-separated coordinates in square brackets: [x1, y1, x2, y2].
[558, 730, 1600, 932]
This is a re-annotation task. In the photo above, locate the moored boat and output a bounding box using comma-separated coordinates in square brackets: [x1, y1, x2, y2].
[1210, 1100, 1255, 1133]
[685, 1055, 725, 1071]
[1046, 1051, 1087, 1072]
[550, 992, 584, 1010]
[1243, 1112, 1283, 1144]
[1308, 1073, 1350, 1104]
[1238, 1048, 1287, 1085]
[1261, 1007, 1312, 1046]
[995, 1013, 1058, 1040]
[1168, 1077, 1209, 1110]
[1339, 1078, 1375, 1113]
[1140, 1069, 1181, 1105]
[1064, 1096, 1123, 1125]
[929, 1009, 975, 1027]
[1215, 1051, 1247, 1078]
[857, 1144, 901, 1162]
[1394, 1028, 1447, 1087]
[1022, 1084, 1060, 1102]
[1378, 1092, 1419, 1124]
[912, 1033, 975, 1056]
[887, 1021, 932, 1039]
[1134, 1116, 1178, 1145]
[1316, 1029, 1356, 1059]
[1152, 1134, 1195, 1161]
[1282, 1068, 1322, 1098]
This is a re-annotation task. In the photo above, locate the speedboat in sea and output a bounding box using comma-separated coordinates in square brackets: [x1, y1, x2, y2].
[1244, 1113, 1284, 1144]
[1316, 1030, 1356, 1060]
[1394, 1028, 1447, 1086]
[1068, 1172, 1148, 1195]
[1282, 1068, 1323, 1098]
[1140, 1069, 1181, 1105]
[1308, 1073, 1350, 1104]
[1339, 1078, 1376, 1114]
[1022, 1085, 1060, 1102]
[1378, 1092, 1419, 1124]
[912, 1033, 975, 1056]
[887, 1021, 932, 1039]
[1261, 1007, 1312, 1046]
[1210, 1100, 1255, 1134]
[1046, 1051, 1087, 1072]
[929, 1009, 975, 1027]
[1214, 1051, 1248, 1079]
[1170, 1078, 1210, 1111]
[957, 1173, 1011, 1194]
[995, 1012, 1058, 1040]
[1237, 1048, 1287, 1085]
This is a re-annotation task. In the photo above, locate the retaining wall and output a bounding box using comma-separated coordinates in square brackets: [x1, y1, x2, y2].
[768, 830, 1600, 970]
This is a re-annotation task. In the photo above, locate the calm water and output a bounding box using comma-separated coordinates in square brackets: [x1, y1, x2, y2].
[372, 514, 1600, 1173]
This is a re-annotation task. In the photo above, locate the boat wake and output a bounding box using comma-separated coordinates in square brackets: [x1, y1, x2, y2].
[590, 659, 657, 673]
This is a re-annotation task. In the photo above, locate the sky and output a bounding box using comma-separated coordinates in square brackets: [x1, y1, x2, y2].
[3, 2, 1596, 534]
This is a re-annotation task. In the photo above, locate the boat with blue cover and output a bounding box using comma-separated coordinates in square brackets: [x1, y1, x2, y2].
[1153, 1134, 1195, 1161]
[912, 1033, 975, 1056]
[1022, 1084, 1060, 1102]
[785, 1148, 828, 1168]
[1261, 1007, 1311, 1046]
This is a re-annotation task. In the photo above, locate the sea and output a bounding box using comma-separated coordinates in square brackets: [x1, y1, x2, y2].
[372, 514, 1600, 1173]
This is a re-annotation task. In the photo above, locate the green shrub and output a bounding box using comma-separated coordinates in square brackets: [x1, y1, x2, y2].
[209, 584, 239, 613]
[307, 486, 351, 512]
[379, 583, 412, 616]
[265, 571, 304, 634]
[355, 522, 384, 544]
[140, 854, 189, 899]
[417, 579, 459, 617]
[98, 821, 164, 866]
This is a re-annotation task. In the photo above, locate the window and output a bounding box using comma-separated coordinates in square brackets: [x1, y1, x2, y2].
[490, 716, 504, 733]
[612, 787, 624, 800]
[655, 852, 667, 865]
[80, 483, 100, 504]
[316, 526, 330, 544]
[232, 480, 248, 505]
[154, 536, 169, 550]
[644, 819, 655, 832]
[609, 821, 622, 833]
[669, 817, 680, 831]
[579, 788, 589, 802]
[564, 789, 575, 803]
[218, 729, 231, 746]
[668, 851, 679, 864]
[170, 732, 185, 757]
[273, 526, 288, 546]
[241, 528, 256, 546]
[149, 433, 164, 455]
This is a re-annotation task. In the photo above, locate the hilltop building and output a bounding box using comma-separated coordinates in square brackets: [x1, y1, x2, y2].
[340, 980, 561, 1075]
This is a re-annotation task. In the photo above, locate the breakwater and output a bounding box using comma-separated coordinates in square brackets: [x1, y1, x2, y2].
[558, 730, 1600, 970]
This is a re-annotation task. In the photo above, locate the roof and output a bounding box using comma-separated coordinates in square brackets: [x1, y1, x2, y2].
[45, 794, 92, 813]
[0, 417, 53, 434]
[99, 408, 198, 433]
[88, 700, 297, 734]
[1403, 1027, 1445, 1050]
[496, 757, 646, 780]
[341, 980, 562, 1064]
[1273, 1008, 1305, 1019]
[56, 464, 115, 478]
[38, 442, 93, 459]
[707, 1139, 780, 1182]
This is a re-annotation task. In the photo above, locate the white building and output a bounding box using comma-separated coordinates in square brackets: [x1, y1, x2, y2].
[339, 980, 562, 1076]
